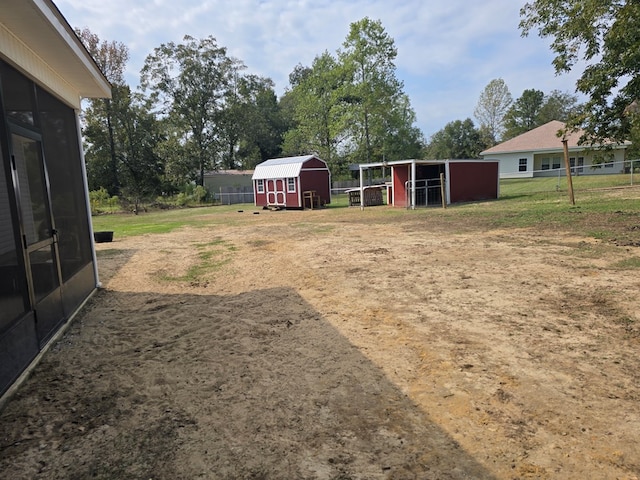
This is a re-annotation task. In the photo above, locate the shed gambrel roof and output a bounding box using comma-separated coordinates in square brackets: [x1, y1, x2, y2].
[252, 155, 326, 180]
[481, 120, 631, 156]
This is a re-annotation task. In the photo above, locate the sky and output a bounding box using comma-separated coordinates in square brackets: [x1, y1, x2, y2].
[55, 0, 583, 140]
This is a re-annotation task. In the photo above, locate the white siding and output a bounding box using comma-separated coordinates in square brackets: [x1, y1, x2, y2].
[0, 22, 81, 109]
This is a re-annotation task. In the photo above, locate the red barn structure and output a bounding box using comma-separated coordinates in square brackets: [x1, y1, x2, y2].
[357, 159, 499, 209]
[252, 155, 331, 209]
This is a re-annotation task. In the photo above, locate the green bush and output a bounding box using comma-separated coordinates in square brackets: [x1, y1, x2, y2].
[90, 188, 119, 214]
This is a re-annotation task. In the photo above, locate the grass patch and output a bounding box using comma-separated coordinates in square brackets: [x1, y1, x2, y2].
[158, 238, 236, 284]
[611, 256, 640, 269]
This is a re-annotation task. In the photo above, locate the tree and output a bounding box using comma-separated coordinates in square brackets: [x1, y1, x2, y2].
[231, 75, 285, 168]
[281, 52, 351, 174]
[537, 89, 581, 125]
[141, 35, 237, 186]
[76, 28, 129, 195]
[520, 0, 640, 144]
[474, 78, 513, 144]
[116, 89, 166, 212]
[502, 89, 545, 139]
[339, 17, 410, 164]
[425, 118, 487, 159]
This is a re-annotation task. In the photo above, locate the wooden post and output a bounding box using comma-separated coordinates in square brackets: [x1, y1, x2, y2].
[562, 138, 575, 205]
[440, 172, 446, 209]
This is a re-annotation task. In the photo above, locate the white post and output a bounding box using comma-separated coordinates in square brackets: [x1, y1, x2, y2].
[410, 160, 416, 210]
[76, 109, 101, 288]
[359, 165, 364, 210]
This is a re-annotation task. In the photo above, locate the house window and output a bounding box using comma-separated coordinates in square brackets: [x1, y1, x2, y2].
[552, 157, 561, 169]
[287, 177, 296, 193]
[519, 158, 527, 172]
[541, 158, 550, 170]
[257, 179, 264, 193]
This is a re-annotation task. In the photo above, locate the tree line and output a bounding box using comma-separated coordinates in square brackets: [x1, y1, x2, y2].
[81, 2, 640, 207]
[424, 80, 581, 160]
[79, 18, 423, 206]
[423, 0, 640, 163]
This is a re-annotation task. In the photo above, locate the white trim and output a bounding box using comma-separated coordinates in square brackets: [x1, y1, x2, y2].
[0, 0, 111, 108]
[76, 109, 101, 288]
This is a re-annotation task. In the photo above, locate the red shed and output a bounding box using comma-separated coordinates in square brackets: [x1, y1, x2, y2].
[252, 155, 331, 209]
[357, 159, 499, 209]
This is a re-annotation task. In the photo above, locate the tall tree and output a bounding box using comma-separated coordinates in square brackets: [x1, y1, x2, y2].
[502, 89, 545, 139]
[141, 35, 237, 186]
[116, 88, 166, 212]
[231, 75, 285, 168]
[281, 52, 350, 173]
[76, 28, 129, 195]
[339, 17, 407, 164]
[520, 0, 640, 144]
[474, 78, 513, 144]
[425, 118, 487, 159]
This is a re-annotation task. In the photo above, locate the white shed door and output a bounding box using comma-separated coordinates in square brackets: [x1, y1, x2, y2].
[266, 179, 286, 206]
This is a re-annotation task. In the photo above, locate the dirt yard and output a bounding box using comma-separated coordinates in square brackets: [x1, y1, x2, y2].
[1, 201, 640, 479]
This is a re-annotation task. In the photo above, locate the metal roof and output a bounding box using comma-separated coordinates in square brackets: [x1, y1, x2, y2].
[252, 155, 324, 180]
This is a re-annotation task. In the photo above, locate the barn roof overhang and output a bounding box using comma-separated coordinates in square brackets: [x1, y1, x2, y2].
[0, 0, 111, 109]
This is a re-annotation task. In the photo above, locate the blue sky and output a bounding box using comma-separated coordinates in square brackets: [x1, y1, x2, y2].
[56, 0, 582, 139]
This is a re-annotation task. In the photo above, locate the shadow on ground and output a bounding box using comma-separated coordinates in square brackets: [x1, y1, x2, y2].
[0, 287, 495, 479]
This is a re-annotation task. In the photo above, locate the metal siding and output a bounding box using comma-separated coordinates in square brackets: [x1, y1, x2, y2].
[392, 166, 410, 207]
[299, 170, 331, 205]
[449, 162, 499, 203]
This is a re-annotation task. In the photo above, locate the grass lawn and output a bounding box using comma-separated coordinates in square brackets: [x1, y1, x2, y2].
[92, 174, 640, 246]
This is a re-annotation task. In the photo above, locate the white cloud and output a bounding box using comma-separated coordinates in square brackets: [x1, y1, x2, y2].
[55, 0, 583, 137]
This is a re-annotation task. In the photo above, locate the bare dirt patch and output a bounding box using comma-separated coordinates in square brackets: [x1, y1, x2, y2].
[2, 206, 640, 479]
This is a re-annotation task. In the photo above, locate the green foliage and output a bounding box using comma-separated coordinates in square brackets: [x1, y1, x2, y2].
[502, 88, 581, 140]
[141, 35, 239, 186]
[340, 17, 417, 164]
[89, 188, 119, 214]
[520, 0, 640, 145]
[282, 51, 351, 173]
[502, 89, 545, 139]
[425, 118, 487, 159]
[282, 17, 422, 173]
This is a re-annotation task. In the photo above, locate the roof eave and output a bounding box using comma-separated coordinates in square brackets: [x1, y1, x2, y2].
[0, 0, 111, 108]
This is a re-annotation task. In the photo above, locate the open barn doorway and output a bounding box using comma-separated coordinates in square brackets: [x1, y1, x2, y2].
[411, 163, 445, 207]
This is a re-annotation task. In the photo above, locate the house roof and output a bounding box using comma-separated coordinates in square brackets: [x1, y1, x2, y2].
[204, 169, 254, 176]
[0, 0, 111, 108]
[252, 155, 325, 180]
[480, 120, 630, 156]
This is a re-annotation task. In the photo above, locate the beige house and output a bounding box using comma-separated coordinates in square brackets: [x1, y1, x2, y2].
[481, 120, 631, 178]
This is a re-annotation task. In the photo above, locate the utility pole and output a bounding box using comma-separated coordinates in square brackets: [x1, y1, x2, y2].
[562, 138, 575, 205]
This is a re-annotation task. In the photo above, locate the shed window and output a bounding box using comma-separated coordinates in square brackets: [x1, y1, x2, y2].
[287, 178, 296, 193]
[256, 179, 264, 193]
[518, 158, 527, 172]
